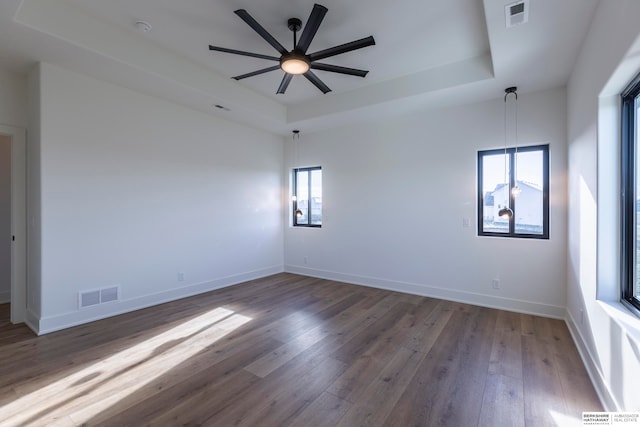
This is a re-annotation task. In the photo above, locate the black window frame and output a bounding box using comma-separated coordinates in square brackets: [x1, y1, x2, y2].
[621, 72, 640, 312]
[477, 144, 550, 239]
[293, 166, 322, 228]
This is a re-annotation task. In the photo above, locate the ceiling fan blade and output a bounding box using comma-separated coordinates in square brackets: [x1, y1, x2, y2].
[310, 63, 369, 77]
[296, 4, 328, 53]
[232, 65, 281, 80]
[234, 9, 288, 55]
[309, 36, 376, 62]
[276, 73, 294, 94]
[303, 70, 331, 94]
[209, 45, 279, 61]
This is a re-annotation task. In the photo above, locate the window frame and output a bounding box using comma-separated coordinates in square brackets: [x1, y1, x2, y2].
[620, 72, 640, 311]
[477, 144, 550, 239]
[292, 166, 322, 228]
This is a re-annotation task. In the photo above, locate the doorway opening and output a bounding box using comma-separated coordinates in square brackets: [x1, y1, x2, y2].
[0, 125, 26, 324]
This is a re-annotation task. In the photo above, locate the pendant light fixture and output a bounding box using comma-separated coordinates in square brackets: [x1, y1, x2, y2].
[498, 87, 518, 220]
[292, 130, 303, 218]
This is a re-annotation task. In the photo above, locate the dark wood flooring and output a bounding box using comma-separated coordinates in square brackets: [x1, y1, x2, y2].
[0, 273, 602, 426]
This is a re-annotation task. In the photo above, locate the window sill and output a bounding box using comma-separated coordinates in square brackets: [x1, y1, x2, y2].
[598, 300, 640, 344]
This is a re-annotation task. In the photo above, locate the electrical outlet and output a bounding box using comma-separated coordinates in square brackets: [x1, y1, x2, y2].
[303, 256, 308, 264]
[462, 218, 471, 228]
[492, 279, 500, 289]
[178, 272, 185, 282]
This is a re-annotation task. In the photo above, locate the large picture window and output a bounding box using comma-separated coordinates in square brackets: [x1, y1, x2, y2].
[621, 73, 640, 311]
[477, 145, 549, 239]
[293, 166, 322, 227]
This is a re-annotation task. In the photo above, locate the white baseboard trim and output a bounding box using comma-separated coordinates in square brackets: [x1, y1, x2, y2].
[0, 291, 10, 304]
[36, 265, 284, 335]
[285, 265, 566, 319]
[565, 310, 619, 411]
[25, 308, 40, 335]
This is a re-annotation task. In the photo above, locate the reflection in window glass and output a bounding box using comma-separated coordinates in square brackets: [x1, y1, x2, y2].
[514, 150, 544, 235]
[481, 153, 509, 233]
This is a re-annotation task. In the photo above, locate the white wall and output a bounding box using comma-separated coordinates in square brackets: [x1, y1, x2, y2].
[27, 64, 42, 324]
[0, 68, 27, 128]
[34, 62, 284, 333]
[567, 1, 640, 412]
[0, 135, 10, 303]
[284, 87, 568, 318]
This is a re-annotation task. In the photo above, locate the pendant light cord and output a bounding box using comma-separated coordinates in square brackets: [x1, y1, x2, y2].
[504, 87, 518, 192]
[503, 93, 508, 190]
[513, 91, 518, 187]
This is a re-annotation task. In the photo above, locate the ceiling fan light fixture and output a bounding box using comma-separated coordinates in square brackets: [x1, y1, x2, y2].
[281, 54, 310, 75]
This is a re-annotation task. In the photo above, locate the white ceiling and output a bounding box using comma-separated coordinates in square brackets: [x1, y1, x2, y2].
[0, 0, 597, 135]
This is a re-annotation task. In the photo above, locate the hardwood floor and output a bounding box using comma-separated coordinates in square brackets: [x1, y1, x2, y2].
[0, 273, 602, 426]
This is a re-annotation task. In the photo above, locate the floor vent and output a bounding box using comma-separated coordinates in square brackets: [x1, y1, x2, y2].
[79, 286, 120, 309]
[505, 0, 528, 28]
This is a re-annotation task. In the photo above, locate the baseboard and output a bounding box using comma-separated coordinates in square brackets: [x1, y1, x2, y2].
[25, 308, 40, 335]
[284, 265, 566, 319]
[36, 265, 284, 335]
[565, 310, 619, 411]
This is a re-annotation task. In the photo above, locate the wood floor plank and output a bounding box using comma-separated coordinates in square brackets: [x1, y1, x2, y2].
[488, 311, 523, 379]
[78, 335, 282, 425]
[144, 369, 261, 427]
[385, 306, 497, 426]
[0, 273, 601, 426]
[401, 299, 453, 353]
[288, 391, 352, 427]
[244, 322, 329, 377]
[478, 373, 525, 427]
[336, 346, 426, 426]
[330, 301, 413, 364]
[548, 319, 603, 414]
[326, 301, 433, 403]
[233, 357, 348, 427]
[522, 334, 569, 426]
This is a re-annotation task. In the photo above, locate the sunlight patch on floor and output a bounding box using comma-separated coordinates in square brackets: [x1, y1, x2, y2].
[0, 307, 252, 425]
[549, 409, 581, 427]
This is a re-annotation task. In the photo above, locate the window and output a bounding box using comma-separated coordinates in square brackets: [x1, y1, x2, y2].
[477, 144, 549, 238]
[621, 73, 640, 311]
[293, 166, 322, 227]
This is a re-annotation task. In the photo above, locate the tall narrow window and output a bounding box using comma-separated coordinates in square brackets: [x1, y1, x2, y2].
[477, 144, 549, 239]
[293, 166, 322, 227]
[621, 72, 640, 311]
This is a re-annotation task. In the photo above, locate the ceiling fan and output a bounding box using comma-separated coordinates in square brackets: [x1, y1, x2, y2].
[208, 4, 375, 94]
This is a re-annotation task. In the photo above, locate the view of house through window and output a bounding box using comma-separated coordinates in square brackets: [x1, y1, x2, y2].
[293, 166, 322, 227]
[478, 145, 549, 239]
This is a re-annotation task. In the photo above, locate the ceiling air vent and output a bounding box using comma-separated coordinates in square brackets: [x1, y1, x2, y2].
[505, 1, 529, 28]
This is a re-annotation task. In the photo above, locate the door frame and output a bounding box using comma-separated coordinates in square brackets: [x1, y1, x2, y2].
[0, 124, 26, 324]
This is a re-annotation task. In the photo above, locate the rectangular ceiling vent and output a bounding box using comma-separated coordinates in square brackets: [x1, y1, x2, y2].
[505, 1, 529, 28]
[79, 286, 120, 309]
